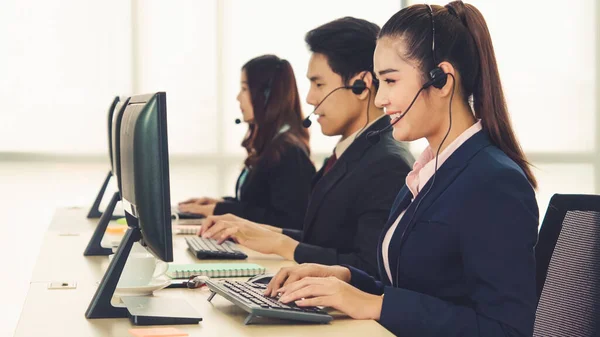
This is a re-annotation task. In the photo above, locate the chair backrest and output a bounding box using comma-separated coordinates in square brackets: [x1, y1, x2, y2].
[534, 194, 600, 337]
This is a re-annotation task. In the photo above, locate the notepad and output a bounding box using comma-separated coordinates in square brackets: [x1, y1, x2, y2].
[167, 263, 266, 279]
[172, 225, 201, 235]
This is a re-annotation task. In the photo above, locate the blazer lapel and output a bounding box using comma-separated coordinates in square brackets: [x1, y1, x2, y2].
[303, 116, 392, 235]
[234, 169, 244, 199]
[403, 130, 492, 223]
[311, 160, 327, 189]
[303, 161, 347, 234]
[376, 186, 412, 285]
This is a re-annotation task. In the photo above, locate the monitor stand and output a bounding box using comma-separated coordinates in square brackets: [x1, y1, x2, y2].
[83, 191, 120, 256]
[87, 170, 122, 220]
[122, 296, 202, 325]
[85, 226, 139, 319]
[85, 226, 202, 325]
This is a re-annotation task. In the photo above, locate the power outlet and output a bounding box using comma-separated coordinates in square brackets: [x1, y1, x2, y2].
[48, 281, 77, 289]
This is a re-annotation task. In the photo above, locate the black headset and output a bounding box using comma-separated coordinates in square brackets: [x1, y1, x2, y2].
[263, 61, 283, 109]
[236, 60, 284, 125]
[352, 73, 373, 139]
[390, 4, 456, 287]
[349, 78, 368, 94]
[424, 4, 448, 90]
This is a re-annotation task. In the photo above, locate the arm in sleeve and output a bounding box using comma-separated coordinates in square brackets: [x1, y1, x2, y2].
[294, 156, 409, 276]
[215, 147, 314, 230]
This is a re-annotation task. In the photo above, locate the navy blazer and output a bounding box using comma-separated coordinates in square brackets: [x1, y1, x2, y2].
[346, 130, 539, 337]
[283, 116, 414, 276]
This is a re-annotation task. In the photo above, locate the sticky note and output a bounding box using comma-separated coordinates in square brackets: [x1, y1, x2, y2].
[128, 327, 188, 337]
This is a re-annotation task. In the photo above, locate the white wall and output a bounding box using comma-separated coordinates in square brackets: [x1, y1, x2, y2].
[2, 1, 595, 156]
[0, 0, 132, 154]
[0, 0, 404, 157]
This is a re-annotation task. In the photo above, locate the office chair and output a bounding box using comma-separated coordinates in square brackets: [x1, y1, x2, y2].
[534, 194, 600, 336]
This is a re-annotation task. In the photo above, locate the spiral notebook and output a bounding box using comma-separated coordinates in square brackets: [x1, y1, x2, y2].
[172, 225, 201, 235]
[167, 263, 266, 279]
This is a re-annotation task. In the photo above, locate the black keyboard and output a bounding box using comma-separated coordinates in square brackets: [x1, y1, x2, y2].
[177, 212, 205, 220]
[206, 279, 333, 325]
[185, 237, 247, 260]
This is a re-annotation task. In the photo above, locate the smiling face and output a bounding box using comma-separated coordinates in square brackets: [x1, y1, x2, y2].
[236, 70, 254, 123]
[374, 37, 443, 142]
[305, 53, 363, 138]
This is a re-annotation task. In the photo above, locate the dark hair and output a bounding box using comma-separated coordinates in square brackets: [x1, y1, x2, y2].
[379, 1, 537, 188]
[305, 17, 380, 88]
[241, 54, 310, 168]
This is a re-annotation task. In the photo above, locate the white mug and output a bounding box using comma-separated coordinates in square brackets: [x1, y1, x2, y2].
[115, 242, 168, 288]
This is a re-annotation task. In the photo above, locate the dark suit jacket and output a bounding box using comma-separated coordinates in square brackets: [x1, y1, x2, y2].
[283, 116, 414, 276]
[346, 130, 539, 337]
[214, 134, 315, 230]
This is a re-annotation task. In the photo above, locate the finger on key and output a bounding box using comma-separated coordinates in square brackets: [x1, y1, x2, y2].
[202, 220, 228, 238]
[217, 227, 238, 244]
[265, 268, 290, 296]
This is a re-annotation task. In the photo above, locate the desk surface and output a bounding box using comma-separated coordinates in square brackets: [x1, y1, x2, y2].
[30, 229, 296, 283]
[47, 207, 99, 232]
[16, 208, 393, 337]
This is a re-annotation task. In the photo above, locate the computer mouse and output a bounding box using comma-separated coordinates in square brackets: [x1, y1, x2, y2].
[248, 273, 274, 284]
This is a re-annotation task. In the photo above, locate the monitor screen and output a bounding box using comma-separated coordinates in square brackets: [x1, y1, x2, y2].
[110, 99, 127, 193]
[107, 96, 120, 172]
[119, 92, 173, 262]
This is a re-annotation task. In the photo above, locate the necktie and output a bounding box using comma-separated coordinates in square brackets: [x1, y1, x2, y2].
[323, 151, 338, 175]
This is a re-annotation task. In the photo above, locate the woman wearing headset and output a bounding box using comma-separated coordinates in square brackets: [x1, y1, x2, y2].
[265, 2, 539, 336]
[179, 55, 315, 230]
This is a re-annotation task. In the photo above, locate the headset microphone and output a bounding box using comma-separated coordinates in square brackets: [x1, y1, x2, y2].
[365, 83, 431, 144]
[303, 79, 367, 128]
[366, 111, 406, 144]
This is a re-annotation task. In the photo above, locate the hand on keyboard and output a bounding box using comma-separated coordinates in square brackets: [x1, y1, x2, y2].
[206, 280, 333, 323]
[276, 275, 383, 320]
[185, 237, 247, 260]
[178, 203, 216, 217]
[178, 197, 223, 205]
[265, 264, 352, 297]
[200, 214, 295, 257]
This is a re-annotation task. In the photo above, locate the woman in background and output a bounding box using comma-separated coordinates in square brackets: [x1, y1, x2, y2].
[179, 55, 315, 230]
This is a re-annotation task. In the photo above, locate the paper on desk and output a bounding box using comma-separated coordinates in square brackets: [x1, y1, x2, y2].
[129, 327, 188, 337]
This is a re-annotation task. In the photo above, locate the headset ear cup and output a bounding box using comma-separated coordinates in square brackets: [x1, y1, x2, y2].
[351, 79, 367, 95]
[428, 67, 448, 89]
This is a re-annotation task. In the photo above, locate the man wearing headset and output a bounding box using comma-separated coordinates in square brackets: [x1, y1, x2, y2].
[199, 17, 415, 277]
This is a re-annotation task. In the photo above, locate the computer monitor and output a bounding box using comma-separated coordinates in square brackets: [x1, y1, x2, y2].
[87, 96, 122, 219]
[86, 92, 199, 324]
[111, 98, 128, 197]
[119, 92, 173, 262]
[84, 97, 130, 256]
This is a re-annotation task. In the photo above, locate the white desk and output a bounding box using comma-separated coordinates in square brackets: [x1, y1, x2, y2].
[15, 208, 393, 337]
[46, 207, 99, 233]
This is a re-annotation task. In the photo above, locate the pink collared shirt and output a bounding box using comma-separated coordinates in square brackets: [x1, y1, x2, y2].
[382, 120, 483, 283]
